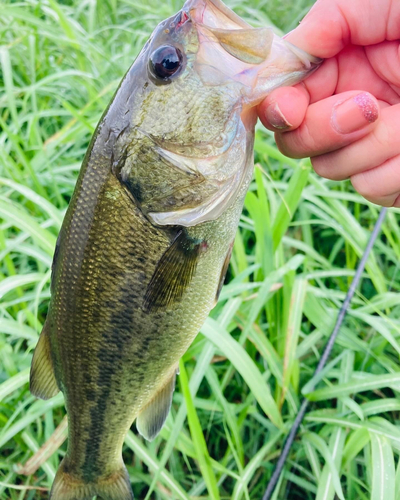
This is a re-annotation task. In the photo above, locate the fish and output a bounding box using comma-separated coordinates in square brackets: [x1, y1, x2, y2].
[29, 1, 320, 498]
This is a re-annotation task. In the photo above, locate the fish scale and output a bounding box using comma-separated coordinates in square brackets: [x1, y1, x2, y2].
[141, 86, 234, 144]
[54, 170, 233, 478]
[29, 0, 320, 498]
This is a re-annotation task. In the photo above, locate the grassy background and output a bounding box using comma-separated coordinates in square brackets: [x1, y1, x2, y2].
[1, 0, 400, 499]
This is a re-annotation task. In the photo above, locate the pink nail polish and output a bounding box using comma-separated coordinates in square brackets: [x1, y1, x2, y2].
[265, 102, 292, 130]
[332, 92, 379, 134]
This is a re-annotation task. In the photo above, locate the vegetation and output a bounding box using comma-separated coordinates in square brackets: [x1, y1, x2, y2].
[1, 0, 400, 499]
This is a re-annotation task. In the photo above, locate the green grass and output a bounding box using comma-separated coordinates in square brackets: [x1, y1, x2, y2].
[1, 0, 400, 499]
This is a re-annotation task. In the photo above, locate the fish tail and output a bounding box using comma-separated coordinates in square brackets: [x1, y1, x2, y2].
[50, 458, 134, 500]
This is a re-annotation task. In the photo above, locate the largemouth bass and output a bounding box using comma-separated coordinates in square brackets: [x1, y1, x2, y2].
[29, 1, 320, 498]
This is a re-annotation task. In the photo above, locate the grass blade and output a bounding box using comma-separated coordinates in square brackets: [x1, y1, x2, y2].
[369, 432, 395, 500]
[179, 360, 221, 500]
[202, 317, 283, 429]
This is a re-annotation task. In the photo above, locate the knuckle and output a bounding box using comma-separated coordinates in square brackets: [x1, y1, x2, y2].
[294, 122, 319, 155]
[372, 120, 392, 151]
[274, 133, 299, 158]
[392, 194, 400, 208]
[276, 122, 319, 160]
[311, 156, 346, 181]
[351, 171, 379, 200]
[311, 157, 327, 176]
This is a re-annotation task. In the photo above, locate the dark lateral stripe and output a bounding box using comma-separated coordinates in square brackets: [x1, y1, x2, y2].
[81, 274, 139, 479]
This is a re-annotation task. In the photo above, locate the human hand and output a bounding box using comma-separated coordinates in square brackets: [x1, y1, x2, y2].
[258, 0, 400, 207]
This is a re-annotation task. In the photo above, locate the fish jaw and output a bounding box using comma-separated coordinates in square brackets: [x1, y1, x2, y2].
[239, 36, 322, 106]
[183, 0, 322, 106]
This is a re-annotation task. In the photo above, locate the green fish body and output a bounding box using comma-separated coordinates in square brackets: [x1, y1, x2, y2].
[29, 1, 320, 498]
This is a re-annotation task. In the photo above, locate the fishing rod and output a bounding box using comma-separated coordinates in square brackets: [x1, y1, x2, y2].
[262, 206, 388, 500]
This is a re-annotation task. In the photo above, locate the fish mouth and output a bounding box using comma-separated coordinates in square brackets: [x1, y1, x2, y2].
[181, 0, 322, 103]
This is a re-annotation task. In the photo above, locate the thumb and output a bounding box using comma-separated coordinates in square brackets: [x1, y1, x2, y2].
[284, 0, 392, 59]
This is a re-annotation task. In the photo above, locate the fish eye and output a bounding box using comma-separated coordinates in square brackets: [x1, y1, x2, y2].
[149, 45, 184, 83]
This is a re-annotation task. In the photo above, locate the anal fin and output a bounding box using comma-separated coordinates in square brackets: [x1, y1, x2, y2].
[136, 368, 178, 441]
[30, 320, 59, 400]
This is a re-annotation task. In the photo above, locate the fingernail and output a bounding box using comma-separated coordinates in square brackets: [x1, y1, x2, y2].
[265, 102, 292, 130]
[332, 92, 379, 134]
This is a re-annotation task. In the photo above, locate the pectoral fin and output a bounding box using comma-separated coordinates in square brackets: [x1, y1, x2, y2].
[206, 26, 274, 64]
[143, 230, 204, 312]
[30, 321, 59, 400]
[136, 369, 178, 441]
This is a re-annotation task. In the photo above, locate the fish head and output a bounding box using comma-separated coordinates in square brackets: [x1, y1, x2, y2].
[135, 0, 321, 128]
[114, 0, 321, 227]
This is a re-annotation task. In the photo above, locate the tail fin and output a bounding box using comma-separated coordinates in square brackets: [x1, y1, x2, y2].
[50, 458, 133, 500]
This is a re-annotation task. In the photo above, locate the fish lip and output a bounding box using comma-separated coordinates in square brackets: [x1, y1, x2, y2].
[175, 10, 191, 29]
[183, 0, 250, 29]
[283, 40, 323, 68]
